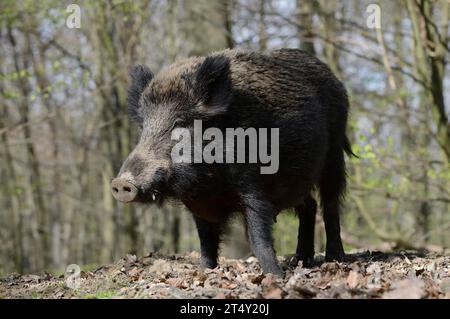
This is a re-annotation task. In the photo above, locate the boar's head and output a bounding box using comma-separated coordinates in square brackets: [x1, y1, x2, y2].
[111, 55, 232, 204]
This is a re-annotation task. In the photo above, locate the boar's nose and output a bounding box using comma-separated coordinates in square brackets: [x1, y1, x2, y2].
[111, 178, 138, 202]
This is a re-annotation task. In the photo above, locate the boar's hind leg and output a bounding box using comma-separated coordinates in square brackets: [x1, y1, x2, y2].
[294, 195, 317, 267]
[321, 197, 345, 262]
[319, 149, 346, 262]
[243, 195, 283, 276]
[193, 216, 223, 268]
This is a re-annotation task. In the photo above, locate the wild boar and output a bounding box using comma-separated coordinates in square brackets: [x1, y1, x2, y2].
[111, 48, 354, 276]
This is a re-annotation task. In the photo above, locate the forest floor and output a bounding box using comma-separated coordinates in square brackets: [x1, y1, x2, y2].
[1, 250, 449, 299]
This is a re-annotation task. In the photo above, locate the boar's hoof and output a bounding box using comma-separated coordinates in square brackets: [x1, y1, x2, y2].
[200, 258, 218, 269]
[290, 254, 315, 268]
[325, 251, 345, 263]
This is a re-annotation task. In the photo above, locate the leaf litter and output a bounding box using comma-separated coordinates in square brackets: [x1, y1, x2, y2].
[1, 250, 449, 299]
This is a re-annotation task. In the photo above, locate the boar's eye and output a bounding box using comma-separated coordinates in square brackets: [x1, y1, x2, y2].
[127, 64, 153, 126]
[159, 118, 185, 139]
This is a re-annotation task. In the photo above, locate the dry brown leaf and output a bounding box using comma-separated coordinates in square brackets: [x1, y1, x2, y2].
[366, 263, 382, 275]
[219, 281, 238, 289]
[166, 278, 184, 288]
[189, 251, 200, 258]
[149, 259, 172, 274]
[214, 292, 226, 299]
[261, 274, 276, 286]
[246, 256, 258, 263]
[403, 255, 412, 265]
[346, 270, 359, 289]
[128, 267, 142, 278]
[264, 287, 285, 299]
[126, 254, 137, 263]
[382, 278, 425, 299]
[249, 273, 265, 284]
[230, 261, 247, 272]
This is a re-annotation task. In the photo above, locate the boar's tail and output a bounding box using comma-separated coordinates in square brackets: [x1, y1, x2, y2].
[343, 135, 358, 158]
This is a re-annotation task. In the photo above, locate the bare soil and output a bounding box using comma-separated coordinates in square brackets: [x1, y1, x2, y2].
[1, 251, 449, 299]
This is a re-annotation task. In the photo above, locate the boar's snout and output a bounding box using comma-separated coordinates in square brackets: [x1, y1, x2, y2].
[111, 178, 138, 202]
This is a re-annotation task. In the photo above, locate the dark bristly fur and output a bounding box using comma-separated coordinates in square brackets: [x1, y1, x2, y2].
[115, 48, 354, 276]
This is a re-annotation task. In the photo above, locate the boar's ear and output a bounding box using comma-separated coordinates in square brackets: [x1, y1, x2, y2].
[127, 64, 154, 125]
[194, 55, 231, 115]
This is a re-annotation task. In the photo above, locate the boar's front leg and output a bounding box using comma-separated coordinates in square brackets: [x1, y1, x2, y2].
[193, 216, 222, 269]
[243, 195, 284, 277]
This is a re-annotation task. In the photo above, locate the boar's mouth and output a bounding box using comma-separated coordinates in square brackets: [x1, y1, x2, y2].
[137, 188, 167, 206]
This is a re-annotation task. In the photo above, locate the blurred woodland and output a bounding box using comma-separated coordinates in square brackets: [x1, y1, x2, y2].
[0, 0, 449, 275]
